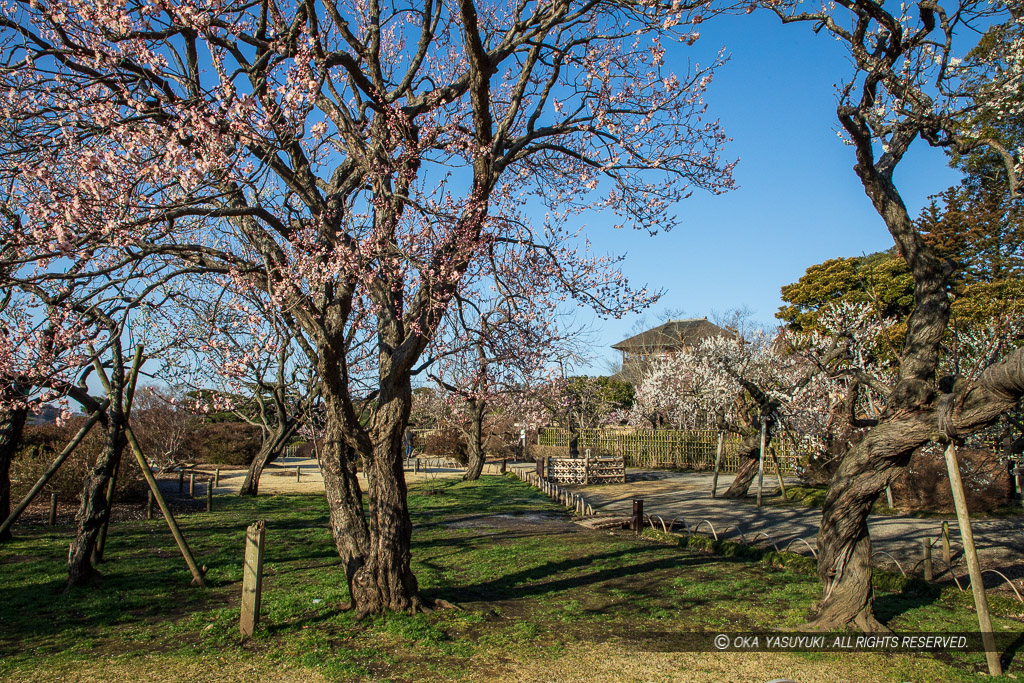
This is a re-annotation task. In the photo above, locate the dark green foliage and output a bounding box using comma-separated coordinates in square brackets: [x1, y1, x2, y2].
[776, 249, 914, 332]
[192, 421, 263, 466]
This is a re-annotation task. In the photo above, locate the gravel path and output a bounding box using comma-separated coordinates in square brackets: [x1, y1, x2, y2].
[538, 467, 1024, 591]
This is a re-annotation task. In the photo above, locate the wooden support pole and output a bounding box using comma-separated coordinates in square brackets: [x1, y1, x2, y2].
[942, 520, 952, 567]
[125, 425, 206, 587]
[768, 446, 787, 499]
[92, 344, 143, 564]
[178, 471, 184, 496]
[214, 468, 220, 488]
[296, 466, 301, 483]
[49, 493, 57, 527]
[943, 442, 1001, 676]
[240, 520, 266, 640]
[0, 403, 108, 538]
[147, 490, 154, 520]
[923, 539, 933, 581]
[885, 486, 894, 508]
[189, 473, 195, 498]
[756, 422, 767, 508]
[206, 481, 213, 512]
[711, 431, 725, 498]
[93, 458, 120, 563]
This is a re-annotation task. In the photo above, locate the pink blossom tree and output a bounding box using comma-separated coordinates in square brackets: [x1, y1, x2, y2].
[0, 0, 736, 614]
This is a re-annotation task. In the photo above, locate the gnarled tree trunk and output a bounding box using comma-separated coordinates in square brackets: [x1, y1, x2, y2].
[239, 422, 297, 496]
[721, 432, 771, 499]
[462, 399, 486, 482]
[66, 409, 125, 588]
[0, 406, 28, 542]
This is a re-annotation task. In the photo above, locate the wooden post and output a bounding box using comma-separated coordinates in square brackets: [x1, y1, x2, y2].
[125, 425, 206, 587]
[178, 471, 184, 496]
[756, 422, 767, 508]
[768, 446, 787, 499]
[214, 468, 220, 488]
[0, 402, 108, 538]
[147, 490, 154, 520]
[189, 473, 195, 498]
[296, 466, 301, 483]
[942, 520, 951, 567]
[922, 539, 933, 581]
[206, 481, 213, 512]
[943, 441, 1001, 676]
[415, 459, 420, 474]
[48, 493, 57, 526]
[240, 520, 266, 640]
[631, 499, 643, 535]
[711, 431, 725, 498]
[584, 449, 590, 486]
[885, 486, 894, 508]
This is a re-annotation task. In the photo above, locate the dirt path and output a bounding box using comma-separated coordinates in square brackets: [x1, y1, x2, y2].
[536, 466, 1024, 591]
[195, 455, 481, 496]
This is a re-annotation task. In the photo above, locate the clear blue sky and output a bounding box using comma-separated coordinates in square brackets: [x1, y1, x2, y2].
[577, 11, 962, 375]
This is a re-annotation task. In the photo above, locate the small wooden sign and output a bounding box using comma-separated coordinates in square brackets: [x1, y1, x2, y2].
[240, 520, 266, 640]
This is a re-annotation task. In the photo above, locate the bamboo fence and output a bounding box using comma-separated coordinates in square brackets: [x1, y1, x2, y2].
[538, 427, 803, 475]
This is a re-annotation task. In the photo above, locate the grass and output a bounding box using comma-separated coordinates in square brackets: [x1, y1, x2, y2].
[1, 474, 1022, 682]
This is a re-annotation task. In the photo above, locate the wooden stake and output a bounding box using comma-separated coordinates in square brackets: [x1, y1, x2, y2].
[189, 473, 195, 498]
[214, 468, 220, 488]
[922, 539, 933, 581]
[178, 471, 184, 496]
[92, 344, 143, 563]
[147, 490, 154, 520]
[756, 422, 766, 508]
[711, 431, 725, 498]
[125, 425, 206, 587]
[768, 445, 787, 499]
[943, 441, 1001, 675]
[206, 481, 213, 512]
[49, 493, 57, 527]
[631, 499, 643, 535]
[296, 466, 301, 483]
[240, 520, 266, 640]
[942, 520, 951, 567]
[0, 403, 107, 538]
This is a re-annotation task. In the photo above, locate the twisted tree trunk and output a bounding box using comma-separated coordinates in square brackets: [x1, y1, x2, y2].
[808, 353, 1024, 629]
[239, 422, 297, 496]
[462, 399, 486, 482]
[66, 408, 126, 588]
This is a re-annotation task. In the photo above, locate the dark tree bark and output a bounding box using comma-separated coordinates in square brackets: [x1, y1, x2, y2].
[809, 104, 982, 630]
[720, 436, 762, 499]
[239, 422, 297, 496]
[66, 408, 126, 588]
[462, 399, 486, 482]
[0, 406, 28, 542]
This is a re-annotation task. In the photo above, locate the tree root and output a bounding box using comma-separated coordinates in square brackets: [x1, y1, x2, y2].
[801, 605, 892, 634]
[352, 596, 462, 620]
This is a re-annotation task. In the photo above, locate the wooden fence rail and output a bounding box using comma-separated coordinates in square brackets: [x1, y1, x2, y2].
[538, 428, 804, 475]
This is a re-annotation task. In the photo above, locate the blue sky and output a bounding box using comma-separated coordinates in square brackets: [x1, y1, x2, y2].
[576, 11, 963, 375]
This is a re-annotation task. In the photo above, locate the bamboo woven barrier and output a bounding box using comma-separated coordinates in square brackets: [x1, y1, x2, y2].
[538, 428, 802, 475]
